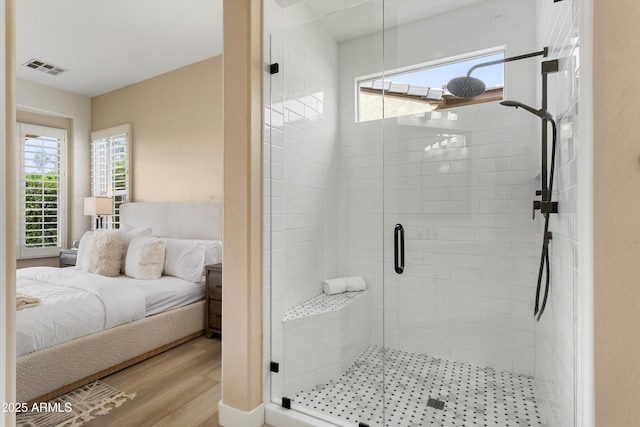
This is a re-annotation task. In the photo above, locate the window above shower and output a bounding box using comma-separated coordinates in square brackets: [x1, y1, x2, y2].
[357, 48, 505, 122]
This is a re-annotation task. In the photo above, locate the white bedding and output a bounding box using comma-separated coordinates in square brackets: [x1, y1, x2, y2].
[17, 267, 145, 356]
[16, 267, 203, 357]
[129, 275, 205, 316]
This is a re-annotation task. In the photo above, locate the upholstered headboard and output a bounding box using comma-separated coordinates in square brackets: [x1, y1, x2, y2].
[119, 201, 223, 240]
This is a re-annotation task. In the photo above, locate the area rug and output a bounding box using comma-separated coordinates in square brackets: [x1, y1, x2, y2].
[16, 381, 136, 427]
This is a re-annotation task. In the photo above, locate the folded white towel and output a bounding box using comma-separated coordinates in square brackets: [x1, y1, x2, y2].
[344, 276, 367, 291]
[323, 278, 347, 295]
[323, 276, 367, 294]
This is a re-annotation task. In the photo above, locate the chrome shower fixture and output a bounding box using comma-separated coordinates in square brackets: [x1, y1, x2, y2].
[447, 47, 548, 98]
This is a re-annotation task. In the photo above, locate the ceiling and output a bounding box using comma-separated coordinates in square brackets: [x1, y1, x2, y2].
[16, 0, 223, 98]
[16, 0, 483, 98]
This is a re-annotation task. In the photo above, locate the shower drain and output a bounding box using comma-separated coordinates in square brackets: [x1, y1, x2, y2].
[426, 398, 445, 410]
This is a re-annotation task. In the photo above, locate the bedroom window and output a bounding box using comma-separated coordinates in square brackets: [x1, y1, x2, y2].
[17, 123, 67, 258]
[90, 124, 131, 229]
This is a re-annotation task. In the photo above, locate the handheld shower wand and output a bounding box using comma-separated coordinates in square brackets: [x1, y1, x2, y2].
[499, 100, 552, 119]
[500, 100, 558, 322]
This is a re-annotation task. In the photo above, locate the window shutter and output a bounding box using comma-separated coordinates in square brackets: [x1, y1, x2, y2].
[91, 124, 131, 229]
[17, 124, 67, 258]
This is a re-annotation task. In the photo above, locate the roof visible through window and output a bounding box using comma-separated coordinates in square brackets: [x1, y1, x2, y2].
[357, 51, 505, 122]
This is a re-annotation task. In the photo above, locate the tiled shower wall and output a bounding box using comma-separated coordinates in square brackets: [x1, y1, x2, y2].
[278, 10, 340, 312]
[535, 0, 580, 426]
[338, 1, 542, 375]
[263, 0, 341, 401]
[282, 291, 371, 395]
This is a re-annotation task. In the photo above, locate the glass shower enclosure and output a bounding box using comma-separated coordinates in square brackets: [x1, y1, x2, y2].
[265, 0, 580, 426]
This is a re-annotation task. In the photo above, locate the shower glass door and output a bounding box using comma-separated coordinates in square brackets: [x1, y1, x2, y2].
[380, 1, 575, 426]
[381, 0, 540, 423]
[267, 0, 385, 425]
[267, 0, 578, 425]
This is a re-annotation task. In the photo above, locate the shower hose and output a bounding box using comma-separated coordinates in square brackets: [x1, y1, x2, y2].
[535, 117, 557, 321]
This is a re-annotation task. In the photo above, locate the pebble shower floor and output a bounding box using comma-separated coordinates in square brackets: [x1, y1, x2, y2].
[291, 346, 545, 427]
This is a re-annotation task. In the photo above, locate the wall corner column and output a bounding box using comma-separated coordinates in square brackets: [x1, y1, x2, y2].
[220, 0, 264, 426]
[593, 0, 640, 425]
[2, 0, 17, 426]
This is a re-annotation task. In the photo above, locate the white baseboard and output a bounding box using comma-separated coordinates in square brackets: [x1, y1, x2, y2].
[218, 400, 265, 427]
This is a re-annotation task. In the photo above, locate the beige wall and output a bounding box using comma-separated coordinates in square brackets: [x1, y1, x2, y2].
[593, 0, 640, 425]
[3, 0, 18, 424]
[91, 56, 223, 203]
[220, 0, 263, 422]
[16, 110, 70, 130]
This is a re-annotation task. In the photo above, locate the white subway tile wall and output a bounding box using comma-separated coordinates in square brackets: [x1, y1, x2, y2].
[279, 19, 340, 312]
[263, 0, 342, 403]
[338, 1, 541, 375]
[535, 1, 579, 426]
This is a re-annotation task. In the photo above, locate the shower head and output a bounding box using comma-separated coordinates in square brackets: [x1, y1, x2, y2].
[446, 76, 486, 99]
[500, 100, 553, 119]
[446, 48, 549, 98]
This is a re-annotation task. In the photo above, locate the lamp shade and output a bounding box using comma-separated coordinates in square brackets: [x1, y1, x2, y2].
[84, 197, 114, 216]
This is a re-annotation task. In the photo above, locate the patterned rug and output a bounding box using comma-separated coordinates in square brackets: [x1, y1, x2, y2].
[17, 381, 136, 427]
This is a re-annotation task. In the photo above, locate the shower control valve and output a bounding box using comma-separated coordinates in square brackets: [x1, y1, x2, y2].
[532, 200, 541, 219]
[532, 200, 559, 219]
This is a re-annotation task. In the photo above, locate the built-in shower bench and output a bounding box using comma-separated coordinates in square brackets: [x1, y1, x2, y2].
[281, 290, 371, 396]
[283, 290, 368, 322]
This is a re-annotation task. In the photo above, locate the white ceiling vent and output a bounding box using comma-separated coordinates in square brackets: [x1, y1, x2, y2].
[23, 58, 67, 76]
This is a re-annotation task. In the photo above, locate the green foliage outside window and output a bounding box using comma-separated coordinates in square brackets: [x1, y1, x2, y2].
[24, 172, 59, 247]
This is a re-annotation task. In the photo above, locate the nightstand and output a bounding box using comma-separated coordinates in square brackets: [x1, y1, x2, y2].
[59, 249, 78, 268]
[205, 263, 222, 338]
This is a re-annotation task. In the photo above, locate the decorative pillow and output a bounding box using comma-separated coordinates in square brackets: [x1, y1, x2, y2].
[163, 238, 205, 283]
[118, 224, 153, 273]
[75, 231, 93, 269]
[125, 235, 166, 280]
[82, 229, 124, 277]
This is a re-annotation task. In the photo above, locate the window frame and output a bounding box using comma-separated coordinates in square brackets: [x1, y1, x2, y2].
[16, 123, 67, 259]
[90, 123, 131, 230]
[355, 46, 506, 123]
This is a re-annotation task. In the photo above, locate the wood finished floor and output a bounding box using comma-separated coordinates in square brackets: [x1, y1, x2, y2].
[83, 336, 223, 427]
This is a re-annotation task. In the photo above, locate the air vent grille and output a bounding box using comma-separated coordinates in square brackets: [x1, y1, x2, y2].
[23, 58, 67, 76]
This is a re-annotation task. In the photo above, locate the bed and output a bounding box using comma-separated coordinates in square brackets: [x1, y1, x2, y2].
[16, 200, 223, 403]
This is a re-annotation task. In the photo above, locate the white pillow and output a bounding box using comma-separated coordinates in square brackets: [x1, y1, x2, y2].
[164, 238, 205, 283]
[125, 235, 166, 280]
[82, 229, 124, 277]
[118, 224, 152, 273]
[203, 240, 223, 266]
[75, 231, 93, 269]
